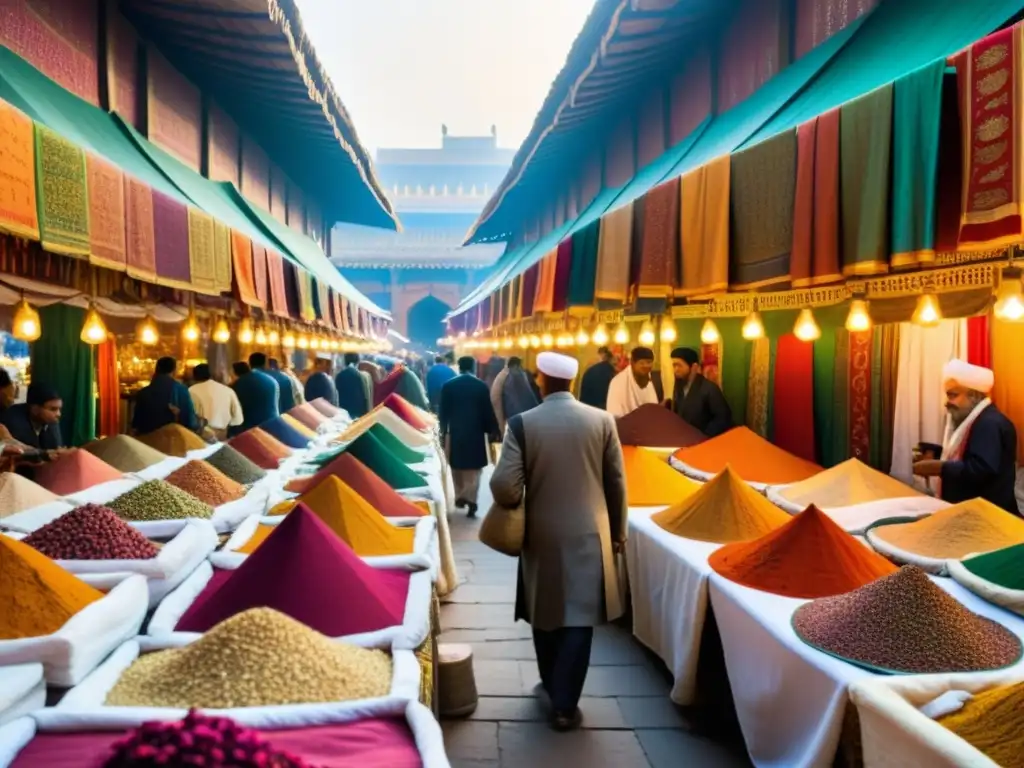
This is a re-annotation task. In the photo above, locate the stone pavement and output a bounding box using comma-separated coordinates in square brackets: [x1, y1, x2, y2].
[439, 471, 752, 768]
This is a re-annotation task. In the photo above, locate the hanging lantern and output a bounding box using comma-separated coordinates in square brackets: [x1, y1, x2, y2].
[700, 318, 720, 345]
[237, 318, 254, 345]
[994, 267, 1024, 322]
[181, 311, 201, 343]
[660, 316, 678, 343]
[613, 321, 630, 345]
[793, 308, 821, 342]
[575, 327, 590, 346]
[541, 332, 554, 348]
[254, 326, 268, 346]
[741, 311, 765, 341]
[268, 328, 280, 346]
[638, 320, 656, 346]
[529, 334, 541, 349]
[12, 298, 41, 342]
[911, 292, 942, 327]
[212, 317, 231, 344]
[135, 314, 159, 346]
[502, 336, 514, 350]
[592, 322, 610, 346]
[845, 300, 873, 333]
[518, 334, 530, 349]
[80, 306, 108, 345]
[282, 330, 296, 349]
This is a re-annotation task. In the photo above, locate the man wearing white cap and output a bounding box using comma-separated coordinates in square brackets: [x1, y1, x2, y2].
[491, 351, 628, 731]
[913, 359, 1018, 514]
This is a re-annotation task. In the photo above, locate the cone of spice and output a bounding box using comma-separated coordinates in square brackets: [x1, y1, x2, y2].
[792, 565, 1023, 674]
[136, 424, 208, 458]
[948, 541, 1024, 617]
[266, 479, 417, 557]
[164, 460, 246, 507]
[259, 417, 311, 449]
[83, 435, 168, 472]
[368, 405, 434, 447]
[309, 397, 341, 418]
[936, 681, 1024, 766]
[709, 505, 897, 597]
[285, 453, 428, 517]
[622, 446, 701, 507]
[772, 458, 922, 510]
[282, 414, 318, 439]
[108, 479, 214, 521]
[672, 427, 821, 485]
[228, 429, 290, 469]
[616, 404, 707, 448]
[0, 536, 104, 639]
[342, 432, 428, 489]
[334, 416, 375, 445]
[32, 449, 124, 496]
[23, 504, 159, 560]
[382, 393, 431, 431]
[0, 472, 59, 518]
[652, 465, 791, 543]
[203, 444, 266, 485]
[105, 607, 392, 708]
[287, 402, 329, 431]
[177, 505, 409, 636]
[368, 423, 425, 464]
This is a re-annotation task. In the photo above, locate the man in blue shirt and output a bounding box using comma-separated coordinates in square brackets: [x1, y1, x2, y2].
[232, 353, 280, 435]
[131, 357, 197, 436]
[304, 353, 338, 407]
[251, 352, 295, 413]
[426, 354, 456, 413]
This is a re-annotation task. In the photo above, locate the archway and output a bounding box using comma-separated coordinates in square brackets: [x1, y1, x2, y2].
[406, 294, 452, 346]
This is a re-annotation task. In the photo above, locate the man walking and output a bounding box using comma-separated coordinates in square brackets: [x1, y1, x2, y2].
[490, 356, 539, 433]
[426, 355, 456, 413]
[439, 356, 499, 518]
[490, 351, 628, 731]
[252, 354, 295, 413]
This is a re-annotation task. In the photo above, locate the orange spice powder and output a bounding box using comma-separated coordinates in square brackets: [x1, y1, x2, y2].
[672, 426, 821, 485]
[622, 446, 702, 507]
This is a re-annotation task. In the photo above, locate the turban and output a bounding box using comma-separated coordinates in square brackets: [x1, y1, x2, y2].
[630, 347, 655, 363]
[942, 359, 994, 393]
[671, 347, 700, 366]
[537, 351, 579, 380]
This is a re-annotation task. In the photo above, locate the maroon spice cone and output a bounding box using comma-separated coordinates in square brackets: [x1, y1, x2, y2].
[285, 453, 427, 518]
[615, 403, 707, 448]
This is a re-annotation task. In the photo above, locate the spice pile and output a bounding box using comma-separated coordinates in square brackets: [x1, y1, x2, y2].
[616, 404, 707, 448]
[0, 536, 104, 639]
[103, 710, 310, 768]
[108, 480, 214, 521]
[369, 423, 425, 464]
[792, 566, 1023, 673]
[285, 453, 427, 517]
[652, 466, 791, 543]
[228, 429, 289, 469]
[0, 472, 59, 517]
[136, 424, 207, 458]
[83, 435, 167, 472]
[165, 461, 246, 507]
[869, 498, 1024, 560]
[32, 449, 123, 496]
[774, 458, 921, 509]
[382, 393, 431, 431]
[105, 608, 393, 708]
[621, 446, 701, 507]
[268, 479, 416, 557]
[309, 397, 341, 418]
[286, 403, 328, 431]
[708, 505, 897, 597]
[344, 432, 427, 490]
[936, 680, 1024, 766]
[23, 505, 159, 560]
[177, 506, 408, 636]
[281, 414, 317, 439]
[336, 417, 375, 445]
[961, 542, 1024, 590]
[259, 417, 311, 449]
[202, 444, 266, 486]
[673, 427, 821, 485]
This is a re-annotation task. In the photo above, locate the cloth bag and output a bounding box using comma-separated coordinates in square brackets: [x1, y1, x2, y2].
[479, 417, 526, 557]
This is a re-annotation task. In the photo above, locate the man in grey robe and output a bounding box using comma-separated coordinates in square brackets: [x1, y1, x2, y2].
[490, 356, 539, 433]
[668, 347, 732, 437]
[490, 351, 628, 731]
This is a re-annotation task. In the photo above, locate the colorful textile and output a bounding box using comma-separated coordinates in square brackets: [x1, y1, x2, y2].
[252, 243, 269, 307]
[595, 202, 632, 303]
[746, 336, 771, 437]
[186, 207, 217, 295]
[567, 218, 599, 307]
[267, 249, 288, 317]
[125, 176, 156, 280]
[774, 333, 817, 464]
[967, 315, 991, 368]
[85, 153, 126, 270]
[832, 329, 851, 466]
[153, 190, 191, 288]
[935, 74, 965, 252]
[34, 123, 90, 257]
[701, 341, 722, 387]
[231, 230, 260, 307]
[213, 220, 232, 293]
[956, 25, 1023, 249]
[636, 178, 679, 299]
[551, 239, 573, 312]
[521, 263, 538, 317]
[791, 111, 842, 287]
[869, 324, 900, 472]
[849, 329, 873, 462]
[533, 248, 557, 313]
[840, 84, 893, 276]
[992, 316, 1024, 462]
[299, 270, 316, 322]
[316, 280, 330, 324]
[97, 337, 120, 438]
[679, 156, 730, 297]
[729, 130, 796, 290]
[890, 59, 944, 268]
[32, 304, 95, 447]
[0, 101, 39, 240]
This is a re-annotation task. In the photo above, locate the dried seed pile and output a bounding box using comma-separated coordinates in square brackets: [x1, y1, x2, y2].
[108, 480, 213, 522]
[616, 403, 707, 448]
[792, 566, 1023, 673]
[962, 542, 1024, 590]
[83, 435, 167, 472]
[136, 423, 207, 458]
[937, 680, 1024, 766]
[23, 504, 159, 560]
[309, 397, 341, 418]
[203, 444, 266, 485]
[32, 449, 123, 496]
[0, 472, 58, 518]
[165, 460, 245, 507]
[869, 498, 1024, 559]
[105, 607, 393, 708]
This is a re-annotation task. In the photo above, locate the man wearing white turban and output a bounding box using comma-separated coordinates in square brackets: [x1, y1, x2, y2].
[913, 359, 1018, 515]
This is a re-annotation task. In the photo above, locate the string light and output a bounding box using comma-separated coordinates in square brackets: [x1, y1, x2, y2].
[237, 318, 254, 345]
[994, 267, 1024, 322]
[518, 335, 530, 349]
[793, 308, 821, 342]
[268, 328, 280, 345]
[135, 315, 159, 345]
[529, 334, 541, 349]
[613, 321, 630, 345]
[12, 298, 40, 342]
[282, 330, 296, 349]
[912, 292, 942, 327]
[638, 320, 656, 346]
[255, 326, 268, 346]
[700, 319, 720, 345]
[502, 336, 514, 350]
[660, 316, 677, 343]
[212, 317, 231, 344]
[310, 336, 321, 351]
[591, 322, 610, 346]
[541, 333, 554, 348]
[297, 334, 310, 350]
[741, 311, 765, 341]
[575, 328, 590, 346]
[845, 300, 873, 332]
[80, 305, 108, 345]
[181, 312, 200, 343]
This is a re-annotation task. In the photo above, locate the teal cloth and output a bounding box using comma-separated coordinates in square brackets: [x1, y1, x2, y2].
[344, 432, 427, 489]
[368, 423, 424, 464]
[890, 59, 945, 262]
[567, 218, 600, 307]
[31, 304, 95, 447]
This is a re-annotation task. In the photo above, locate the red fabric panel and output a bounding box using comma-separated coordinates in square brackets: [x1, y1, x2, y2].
[669, 45, 713, 144]
[603, 113, 636, 188]
[717, 0, 789, 113]
[967, 315, 991, 369]
[772, 333, 817, 463]
[795, 0, 878, 59]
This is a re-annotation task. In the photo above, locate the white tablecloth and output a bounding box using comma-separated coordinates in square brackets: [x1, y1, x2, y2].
[708, 573, 1024, 768]
[626, 507, 720, 705]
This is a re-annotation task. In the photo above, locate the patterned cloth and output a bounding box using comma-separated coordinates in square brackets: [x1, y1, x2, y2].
[35, 123, 90, 257]
[231, 230, 260, 307]
[86, 153, 126, 270]
[680, 156, 730, 297]
[636, 177, 680, 300]
[125, 176, 157, 280]
[0, 100, 39, 240]
[849, 329, 874, 461]
[595, 202, 632, 304]
[186, 207, 218, 295]
[213, 220, 232, 293]
[746, 337, 771, 437]
[791, 110, 842, 287]
[266, 248, 288, 317]
[153, 190, 191, 288]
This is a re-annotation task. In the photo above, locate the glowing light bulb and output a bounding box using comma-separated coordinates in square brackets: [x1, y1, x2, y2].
[700, 319, 720, 345]
[845, 300, 872, 333]
[80, 307, 108, 345]
[255, 327, 268, 346]
[529, 335, 541, 349]
[518, 335, 530, 349]
[591, 323, 610, 346]
[297, 334, 310, 350]
[12, 299, 40, 342]
[135, 315, 159, 345]
[310, 336, 321, 351]
[613, 322, 630, 345]
[502, 337, 514, 349]
[282, 331, 295, 349]
[541, 333, 554, 348]
[660, 317, 677, 343]
[994, 269, 1024, 322]
[576, 328, 590, 346]
[237, 318, 254, 345]
[268, 328, 280, 345]
[638, 321, 656, 346]
[212, 318, 231, 344]
[741, 311, 765, 341]
[794, 308, 821, 342]
[912, 293, 942, 327]
[181, 312, 200, 343]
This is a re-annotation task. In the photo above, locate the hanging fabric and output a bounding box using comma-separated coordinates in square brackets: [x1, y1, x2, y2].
[967, 314, 991, 368]
[594, 202, 632, 305]
[252, 243, 269, 307]
[186, 207, 218, 295]
[774, 333, 817, 464]
[85, 154, 126, 271]
[849, 329, 874, 462]
[152, 190, 191, 289]
[0, 100, 39, 241]
[992, 316, 1024, 463]
[266, 248, 288, 317]
[232, 231, 260, 307]
[635, 178, 679, 301]
[869, 324, 900, 472]
[521, 263, 538, 317]
[746, 336, 771, 437]
[679, 156, 730, 297]
[31, 304, 95, 447]
[97, 336, 120, 438]
[213, 220, 232, 294]
[567, 218, 599, 308]
[791, 110, 842, 287]
[34, 123, 90, 258]
[832, 328, 851, 465]
[533, 248, 557, 314]
[125, 176, 157, 282]
[551, 239, 573, 313]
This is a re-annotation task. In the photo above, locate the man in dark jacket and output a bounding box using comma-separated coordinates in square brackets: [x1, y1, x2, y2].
[232, 355, 280, 435]
[439, 356, 499, 518]
[579, 347, 617, 410]
[304, 354, 339, 407]
[251, 353, 295, 413]
[913, 359, 1019, 515]
[131, 357, 197, 436]
[667, 347, 732, 437]
[335, 353, 371, 419]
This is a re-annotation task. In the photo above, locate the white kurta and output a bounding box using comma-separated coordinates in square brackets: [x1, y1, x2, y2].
[606, 367, 659, 417]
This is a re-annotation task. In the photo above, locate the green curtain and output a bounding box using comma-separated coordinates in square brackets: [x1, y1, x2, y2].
[31, 303, 95, 447]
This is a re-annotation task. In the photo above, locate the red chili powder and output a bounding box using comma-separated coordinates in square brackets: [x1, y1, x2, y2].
[228, 429, 290, 469]
[616, 404, 707, 448]
[709, 504, 898, 598]
[175, 504, 409, 637]
[33, 448, 123, 496]
[287, 403, 329, 431]
[284, 453, 427, 518]
[673, 426, 822, 485]
[382, 394, 430, 431]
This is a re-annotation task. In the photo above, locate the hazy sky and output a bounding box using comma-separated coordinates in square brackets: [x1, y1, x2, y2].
[297, 0, 595, 154]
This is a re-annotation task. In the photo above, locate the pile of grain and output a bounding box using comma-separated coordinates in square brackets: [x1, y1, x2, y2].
[774, 458, 922, 508]
[673, 427, 821, 485]
[228, 429, 290, 469]
[23, 504, 159, 560]
[621, 446, 701, 507]
[203, 444, 266, 485]
[136, 424, 207, 458]
[108, 480, 213, 521]
[0, 473, 59, 518]
[105, 607, 392, 708]
[937, 681, 1024, 766]
[32, 449, 123, 496]
[281, 414, 318, 440]
[869, 498, 1024, 559]
[615, 404, 706, 448]
[165, 460, 245, 507]
[83, 435, 167, 472]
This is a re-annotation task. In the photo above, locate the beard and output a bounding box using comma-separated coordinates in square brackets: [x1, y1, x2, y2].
[947, 404, 973, 427]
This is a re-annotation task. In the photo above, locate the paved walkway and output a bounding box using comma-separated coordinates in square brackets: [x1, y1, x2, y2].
[439, 471, 751, 768]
